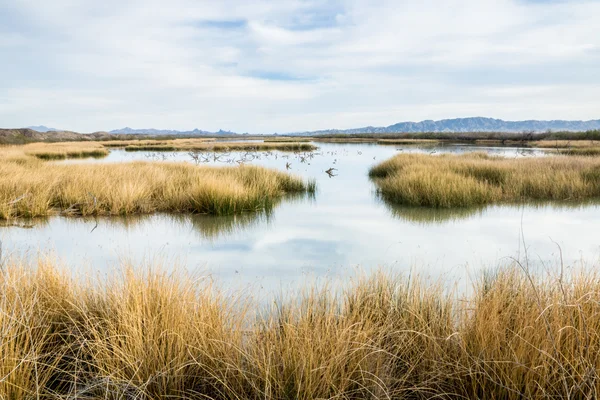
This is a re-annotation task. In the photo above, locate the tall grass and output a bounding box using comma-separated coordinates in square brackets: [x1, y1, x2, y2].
[100, 139, 215, 147]
[1, 257, 599, 399]
[558, 148, 600, 156]
[263, 137, 312, 143]
[532, 140, 600, 149]
[22, 142, 109, 160]
[122, 139, 317, 152]
[0, 155, 315, 219]
[370, 153, 600, 207]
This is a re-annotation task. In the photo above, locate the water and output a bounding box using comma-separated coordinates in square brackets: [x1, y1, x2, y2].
[2, 142, 599, 293]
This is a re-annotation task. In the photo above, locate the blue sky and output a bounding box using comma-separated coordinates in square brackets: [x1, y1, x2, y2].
[0, 0, 599, 133]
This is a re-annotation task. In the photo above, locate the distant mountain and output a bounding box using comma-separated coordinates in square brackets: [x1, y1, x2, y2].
[296, 117, 600, 135]
[26, 125, 59, 132]
[109, 127, 242, 135]
[19, 117, 600, 137]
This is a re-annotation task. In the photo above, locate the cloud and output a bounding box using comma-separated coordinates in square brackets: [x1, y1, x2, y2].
[0, 0, 599, 132]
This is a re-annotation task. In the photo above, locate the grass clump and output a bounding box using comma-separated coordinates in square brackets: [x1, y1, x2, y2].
[1, 258, 600, 398]
[557, 147, 600, 156]
[23, 142, 109, 160]
[263, 137, 312, 142]
[125, 145, 177, 151]
[120, 139, 317, 152]
[0, 155, 315, 219]
[377, 138, 440, 145]
[370, 153, 600, 207]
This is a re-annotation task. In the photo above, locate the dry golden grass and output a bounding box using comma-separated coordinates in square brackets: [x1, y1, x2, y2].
[120, 139, 317, 152]
[99, 138, 213, 147]
[21, 142, 109, 160]
[263, 137, 312, 143]
[310, 137, 438, 145]
[311, 137, 379, 143]
[533, 140, 600, 148]
[1, 257, 600, 399]
[370, 153, 600, 207]
[557, 147, 600, 156]
[0, 154, 315, 219]
[377, 138, 440, 145]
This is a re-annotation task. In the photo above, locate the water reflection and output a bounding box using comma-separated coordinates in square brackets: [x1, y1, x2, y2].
[383, 203, 485, 224]
[380, 197, 600, 225]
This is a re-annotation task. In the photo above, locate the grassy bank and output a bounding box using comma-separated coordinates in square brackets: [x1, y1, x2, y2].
[557, 148, 600, 156]
[0, 155, 315, 219]
[377, 138, 440, 145]
[119, 139, 317, 152]
[1, 258, 599, 399]
[21, 142, 109, 160]
[263, 137, 312, 143]
[369, 153, 600, 207]
[100, 138, 214, 147]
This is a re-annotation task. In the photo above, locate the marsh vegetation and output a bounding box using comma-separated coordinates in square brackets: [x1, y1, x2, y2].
[3, 140, 600, 399]
[118, 139, 317, 152]
[0, 151, 315, 219]
[1, 257, 599, 399]
[21, 142, 109, 160]
[370, 153, 600, 208]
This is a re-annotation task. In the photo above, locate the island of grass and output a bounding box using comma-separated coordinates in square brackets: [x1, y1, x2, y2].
[1, 257, 599, 399]
[0, 152, 315, 219]
[21, 142, 110, 160]
[262, 137, 312, 142]
[369, 152, 600, 208]
[114, 139, 317, 152]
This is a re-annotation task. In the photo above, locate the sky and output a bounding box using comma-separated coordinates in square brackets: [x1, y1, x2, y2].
[0, 0, 599, 133]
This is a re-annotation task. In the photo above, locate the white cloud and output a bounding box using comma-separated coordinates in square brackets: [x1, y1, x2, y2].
[0, 0, 599, 132]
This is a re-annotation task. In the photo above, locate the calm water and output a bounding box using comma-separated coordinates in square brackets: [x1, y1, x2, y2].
[2, 142, 599, 292]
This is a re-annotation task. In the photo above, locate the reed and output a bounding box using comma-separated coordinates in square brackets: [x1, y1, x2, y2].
[101, 140, 180, 148]
[263, 137, 312, 143]
[533, 140, 600, 149]
[377, 138, 439, 145]
[557, 147, 600, 156]
[0, 155, 315, 219]
[1, 257, 599, 399]
[122, 139, 317, 152]
[22, 142, 109, 160]
[370, 153, 600, 207]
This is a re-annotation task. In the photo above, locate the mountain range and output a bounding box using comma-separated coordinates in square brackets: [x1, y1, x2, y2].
[24, 117, 600, 136]
[292, 117, 600, 135]
[26, 125, 59, 132]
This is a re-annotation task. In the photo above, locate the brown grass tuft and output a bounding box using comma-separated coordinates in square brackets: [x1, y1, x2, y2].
[22, 142, 109, 160]
[370, 153, 600, 207]
[0, 155, 315, 219]
[1, 258, 599, 398]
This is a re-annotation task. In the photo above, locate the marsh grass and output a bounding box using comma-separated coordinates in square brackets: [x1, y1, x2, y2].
[122, 139, 317, 152]
[377, 138, 440, 145]
[557, 147, 600, 156]
[22, 142, 109, 160]
[533, 140, 600, 149]
[310, 137, 439, 145]
[263, 137, 312, 143]
[0, 155, 315, 219]
[370, 153, 600, 207]
[124, 145, 177, 151]
[100, 139, 215, 147]
[1, 257, 600, 399]
[311, 137, 380, 143]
